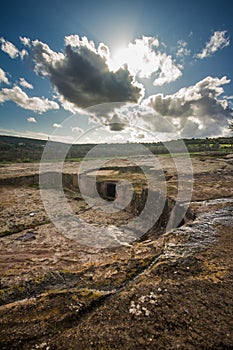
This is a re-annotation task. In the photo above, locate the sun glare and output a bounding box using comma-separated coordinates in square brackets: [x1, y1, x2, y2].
[110, 39, 158, 79]
[111, 47, 132, 71]
[111, 45, 146, 76]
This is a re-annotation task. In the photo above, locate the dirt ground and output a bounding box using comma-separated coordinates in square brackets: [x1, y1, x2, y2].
[0, 154, 233, 349]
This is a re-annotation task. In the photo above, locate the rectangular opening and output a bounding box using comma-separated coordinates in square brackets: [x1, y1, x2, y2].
[106, 182, 116, 200]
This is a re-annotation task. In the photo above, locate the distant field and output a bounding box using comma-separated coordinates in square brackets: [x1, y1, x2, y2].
[0, 135, 232, 163]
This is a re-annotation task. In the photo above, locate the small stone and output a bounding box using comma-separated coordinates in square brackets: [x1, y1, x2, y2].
[139, 295, 146, 302]
[16, 231, 36, 241]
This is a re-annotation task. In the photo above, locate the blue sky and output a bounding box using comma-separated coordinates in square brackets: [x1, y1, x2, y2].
[0, 0, 233, 143]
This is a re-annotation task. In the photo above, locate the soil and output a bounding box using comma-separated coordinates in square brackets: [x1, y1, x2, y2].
[0, 154, 233, 349]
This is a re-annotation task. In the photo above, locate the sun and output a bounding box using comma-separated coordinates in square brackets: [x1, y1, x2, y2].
[111, 47, 132, 70]
[110, 40, 157, 79]
[110, 45, 141, 74]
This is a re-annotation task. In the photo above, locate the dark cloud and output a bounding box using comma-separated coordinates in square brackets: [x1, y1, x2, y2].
[32, 39, 143, 109]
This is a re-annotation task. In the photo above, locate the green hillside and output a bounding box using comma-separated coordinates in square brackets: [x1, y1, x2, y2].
[0, 135, 232, 163]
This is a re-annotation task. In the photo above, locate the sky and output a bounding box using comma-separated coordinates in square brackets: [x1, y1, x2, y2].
[0, 0, 233, 143]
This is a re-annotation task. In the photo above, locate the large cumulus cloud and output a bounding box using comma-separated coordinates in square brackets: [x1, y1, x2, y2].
[73, 75, 233, 139]
[142, 76, 233, 138]
[1, 33, 231, 141]
[31, 36, 143, 109]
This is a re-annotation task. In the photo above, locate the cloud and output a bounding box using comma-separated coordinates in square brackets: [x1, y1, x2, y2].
[85, 101, 131, 130]
[71, 126, 83, 133]
[19, 49, 28, 60]
[0, 37, 19, 58]
[0, 67, 10, 85]
[31, 37, 143, 109]
[111, 36, 182, 86]
[0, 127, 49, 140]
[176, 40, 191, 58]
[143, 76, 233, 138]
[0, 86, 59, 113]
[0, 127, 76, 143]
[0, 37, 28, 59]
[153, 54, 182, 86]
[5, 34, 182, 120]
[196, 30, 230, 59]
[111, 36, 160, 78]
[27, 116, 37, 123]
[19, 36, 31, 47]
[53, 123, 62, 128]
[19, 78, 33, 89]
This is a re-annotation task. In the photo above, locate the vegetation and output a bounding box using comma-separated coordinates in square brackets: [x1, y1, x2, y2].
[0, 134, 233, 163]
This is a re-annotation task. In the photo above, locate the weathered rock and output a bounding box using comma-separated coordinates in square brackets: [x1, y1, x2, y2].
[0, 155, 233, 349]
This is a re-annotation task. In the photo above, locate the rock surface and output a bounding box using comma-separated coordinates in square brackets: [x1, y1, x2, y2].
[0, 155, 233, 349]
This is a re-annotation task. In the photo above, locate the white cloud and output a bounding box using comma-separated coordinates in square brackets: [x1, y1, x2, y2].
[0, 86, 59, 113]
[57, 94, 85, 114]
[19, 49, 28, 59]
[142, 76, 233, 138]
[53, 123, 62, 128]
[71, 126, 83, 133]
[153, 54, 182, 86]
[196, 30, 230, 59]
[32, 39, 65, 76]
[111, 36, 160, 78]
[65, 34, 96, 51]
[65, 35, 80, 47]
[98, 43, 110, 60]
[0, 67, 10, 85]
[27, 116, 37, 123]
[176, 40, 191, 58]
[0, 37, 19, 58]
[19, 36, 31, 47]
[111, 36, 182, 86]
[0, 37, 28, 59]
[19, 78, 33, 89]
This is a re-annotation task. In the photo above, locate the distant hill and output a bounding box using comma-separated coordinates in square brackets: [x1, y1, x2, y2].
[0, 135, 46, 146]
[0, 135, 47, 163]
[0, 135, 93, 163]
[0, 134, 232, 163]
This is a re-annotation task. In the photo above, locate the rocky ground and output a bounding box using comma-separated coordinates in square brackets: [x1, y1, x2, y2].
[0, 154, 233, 349]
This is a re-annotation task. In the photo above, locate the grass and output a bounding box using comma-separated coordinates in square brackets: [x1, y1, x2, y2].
[1, 147, 233, 164]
